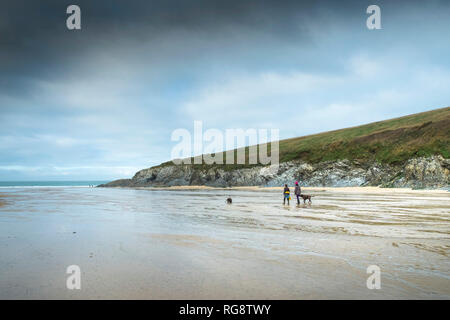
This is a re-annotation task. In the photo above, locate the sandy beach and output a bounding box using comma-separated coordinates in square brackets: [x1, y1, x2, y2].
[136, 185, 450, 194]
[0, 186, 449, 299]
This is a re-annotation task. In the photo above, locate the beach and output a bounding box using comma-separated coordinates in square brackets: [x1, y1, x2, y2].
[0, 186, 449, 299]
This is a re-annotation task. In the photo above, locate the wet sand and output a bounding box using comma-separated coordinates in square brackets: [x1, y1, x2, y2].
[0, 194, 7, 207]
[0, 187, 449, 299]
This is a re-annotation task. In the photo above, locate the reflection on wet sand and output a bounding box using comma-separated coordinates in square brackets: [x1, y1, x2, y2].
[0, 193, 10, 207]
[0, 186, 448, 299]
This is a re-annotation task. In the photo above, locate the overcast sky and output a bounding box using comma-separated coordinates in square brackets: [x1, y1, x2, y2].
[1, 0, 449, 180]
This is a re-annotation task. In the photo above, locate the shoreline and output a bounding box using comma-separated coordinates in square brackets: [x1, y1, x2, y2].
[100, 185, 450, 194]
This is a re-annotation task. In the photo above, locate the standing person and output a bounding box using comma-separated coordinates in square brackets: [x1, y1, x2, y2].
[294, 181, 301, 205]
[283, 184, 290, 205]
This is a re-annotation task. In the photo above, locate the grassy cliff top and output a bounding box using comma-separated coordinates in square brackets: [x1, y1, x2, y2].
[155, 106, 450, 170]
[279, 106, 449, 164]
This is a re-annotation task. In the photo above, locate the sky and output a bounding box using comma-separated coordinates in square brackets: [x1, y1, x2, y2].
[1, 0, 450, 181]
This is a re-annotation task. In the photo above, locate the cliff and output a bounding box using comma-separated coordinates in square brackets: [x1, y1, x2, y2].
[99, 107, 450, 189]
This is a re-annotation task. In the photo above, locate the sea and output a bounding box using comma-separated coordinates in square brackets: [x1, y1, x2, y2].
[0, 181, 108, 187]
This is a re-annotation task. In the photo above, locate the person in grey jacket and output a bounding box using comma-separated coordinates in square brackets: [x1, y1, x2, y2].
[294, 181, 301, 205]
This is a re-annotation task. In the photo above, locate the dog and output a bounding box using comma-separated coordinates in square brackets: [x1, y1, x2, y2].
[299, 194, 313, 204]
[226, 197, 232, 204]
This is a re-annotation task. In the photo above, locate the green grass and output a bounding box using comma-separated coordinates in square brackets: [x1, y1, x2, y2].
[155, 107, 450, 170]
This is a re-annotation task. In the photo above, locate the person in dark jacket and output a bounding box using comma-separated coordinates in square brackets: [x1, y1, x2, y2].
[294, 181, 301, 205]
[283, 184, 290, 205]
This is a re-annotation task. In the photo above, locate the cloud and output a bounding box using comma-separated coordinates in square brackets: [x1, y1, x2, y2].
[180, 51, 450, 138]
[182, 72, 341, 127]
[349, 54, 383, 77]
[0, 0, 450, 180]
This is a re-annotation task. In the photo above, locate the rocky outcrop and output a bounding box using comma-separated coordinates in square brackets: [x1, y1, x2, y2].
[99, 155, 449, 189]
[389, 155, 450, 188]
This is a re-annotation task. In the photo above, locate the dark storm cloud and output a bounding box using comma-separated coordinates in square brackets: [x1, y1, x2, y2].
[0, 0, 437, 83]
[2, 0, 446, 81]
[0, 0, 327, 101]
[0, 0, 362, 67]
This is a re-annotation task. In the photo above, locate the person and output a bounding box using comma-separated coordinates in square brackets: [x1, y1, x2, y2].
[294, 181, 301, 205]
[283, 184, 290, 205]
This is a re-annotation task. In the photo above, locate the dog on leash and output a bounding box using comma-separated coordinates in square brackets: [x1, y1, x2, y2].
[299, 194, 313, 204]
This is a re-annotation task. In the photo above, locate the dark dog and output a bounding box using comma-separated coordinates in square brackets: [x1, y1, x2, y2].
[299, 194, 313, 204]
[226, 197, 232, 204]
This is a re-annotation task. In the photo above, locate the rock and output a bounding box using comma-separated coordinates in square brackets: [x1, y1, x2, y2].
[99, 156, 449, 189]
[392, 155, 449, 188]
